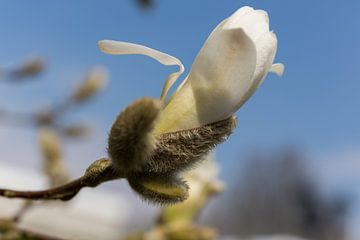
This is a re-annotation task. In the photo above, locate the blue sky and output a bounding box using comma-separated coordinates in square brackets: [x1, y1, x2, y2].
[0, 1, 360, 235]
[1, 0, 359, 153]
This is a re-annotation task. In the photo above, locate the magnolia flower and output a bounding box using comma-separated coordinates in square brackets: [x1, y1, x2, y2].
[0, 7, 284, 210]
[99, 7, 283, 203]
[0, 7, 284, 206]
[99, 6, 284, 134]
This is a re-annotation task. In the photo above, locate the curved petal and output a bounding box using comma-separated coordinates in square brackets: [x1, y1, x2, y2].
[253, 32, 278, 87]
[98, 40, 184, 100]
[155, 26, 257, 133]
[236, 31, 278, 109]
[270, 63, 285, 76]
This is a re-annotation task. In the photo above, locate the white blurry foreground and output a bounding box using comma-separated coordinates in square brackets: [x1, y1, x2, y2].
[0, 163, 130, 240]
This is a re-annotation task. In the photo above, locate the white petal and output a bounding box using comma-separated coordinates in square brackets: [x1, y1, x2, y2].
[155, 26, 257, 133]
[98, 40, 184, 100]
[223, 6, 254, 29]
[224, 9, 269, 42]
[236, 31, 278, 108]
[270, 63, 285, 76]
[253, 31, 278, 85]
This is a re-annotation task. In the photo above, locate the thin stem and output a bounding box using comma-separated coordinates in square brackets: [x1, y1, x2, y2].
[0, 178, 83, 201]
[0, 158, 122, 201]
[52, 99, 74, 117]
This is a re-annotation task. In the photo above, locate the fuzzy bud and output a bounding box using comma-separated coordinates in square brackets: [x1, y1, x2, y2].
[38, 127, 69, 186]
[63, 124, 90, 138]
[71, 67, 108, 103]
[146, 116, 236, 174]
[108, 98, 162, 173]
[12, 57, 45, 79]
[83, 158, 119, 187]
[38, 128, 62, 161]
[128, 173, 189, 204]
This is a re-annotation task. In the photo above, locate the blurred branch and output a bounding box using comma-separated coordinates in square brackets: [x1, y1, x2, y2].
[0, 218, 68, 240]
[0, 109, 38, 127]
[0, 57, 45, 82]
[0, 67, 108, 139]
[11, 57, 45, 80]
[0, 65, 109, 229]
[70, 67, 108, 105]
[49, 67, 108, 117]
[61, 124, 90, 138]
[11, 201, 33, 223]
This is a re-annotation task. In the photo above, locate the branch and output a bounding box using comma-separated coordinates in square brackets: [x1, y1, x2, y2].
[0, 109, 37, 127]
[0, 158, 123, 201]
[12, 201, 33, 222]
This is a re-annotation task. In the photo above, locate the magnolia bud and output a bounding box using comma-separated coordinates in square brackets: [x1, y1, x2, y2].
[12, 57, 45, 79]
[108, 98, 162, 173]
[63, 124, 90, 138]
[128, 173, 189, 204]
[38, 127, 69, 186]
[145, 116, 236, 174]
[38, 127, 62, 164]
[71, 67, 108, 103]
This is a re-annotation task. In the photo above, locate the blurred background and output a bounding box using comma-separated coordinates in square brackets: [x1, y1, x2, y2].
[0, 0, 359, 239]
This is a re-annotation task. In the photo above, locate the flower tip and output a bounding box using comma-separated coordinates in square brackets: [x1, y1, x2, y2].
[233, 6, 254, 15]
[98, 39, 130, 55]
[270, 63, 285, 77]
[98, 40, 112, 54]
